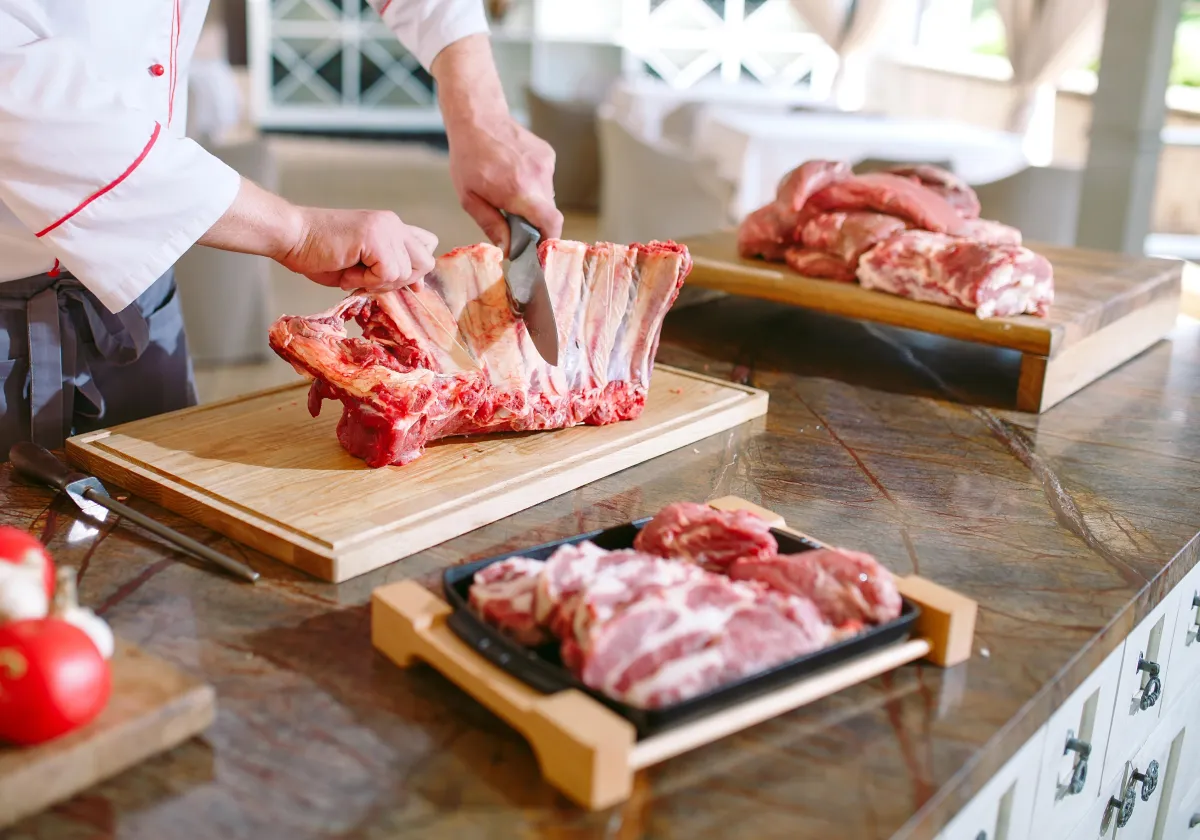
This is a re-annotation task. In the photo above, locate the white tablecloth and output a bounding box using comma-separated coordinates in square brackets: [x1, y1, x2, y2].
[693, 109, 1030, 219]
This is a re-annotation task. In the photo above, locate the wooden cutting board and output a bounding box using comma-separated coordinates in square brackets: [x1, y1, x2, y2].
[0, 639, 215, 828]
[682, 230, 1183, 412]
[65, 366, 768, 583]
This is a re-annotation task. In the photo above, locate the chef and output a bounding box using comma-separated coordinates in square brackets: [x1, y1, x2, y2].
[0, 0, 562, 456]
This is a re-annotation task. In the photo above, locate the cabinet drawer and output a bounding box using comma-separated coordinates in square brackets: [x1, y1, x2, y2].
[1106, 588, 1183, 776]
[1113, 709, 1189, 839]
[938, 728, 1045, 840]
[1067, 760, 1127, 840]
[1032, 643, 1126, 839]
[1162, 779, 1200, 840]
[1165, 561, 1200, 712]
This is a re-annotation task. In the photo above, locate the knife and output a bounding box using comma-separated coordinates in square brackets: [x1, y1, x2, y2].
[9, 442, 260, 583]
[504, 213, 560, 366]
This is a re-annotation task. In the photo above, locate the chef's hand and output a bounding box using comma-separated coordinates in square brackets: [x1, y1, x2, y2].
[282, 208, 438, 292]
[433, 35, 563, 255]
[199, 178, 438, 292]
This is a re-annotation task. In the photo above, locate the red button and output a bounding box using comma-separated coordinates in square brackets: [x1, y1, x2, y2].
[150, 63, 165, 77]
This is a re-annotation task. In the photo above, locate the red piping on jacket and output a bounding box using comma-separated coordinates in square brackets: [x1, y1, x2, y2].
[379, 0, 394, 13]
[35, 123, 163, 238]
[47, 259, 61, 277]
[168, 0, 181, 126]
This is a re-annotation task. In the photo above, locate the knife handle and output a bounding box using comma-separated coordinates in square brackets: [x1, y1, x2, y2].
[9, 442, 81, 491]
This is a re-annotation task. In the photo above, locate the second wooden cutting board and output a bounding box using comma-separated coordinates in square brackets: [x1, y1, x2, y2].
[65, 366, 768, 583]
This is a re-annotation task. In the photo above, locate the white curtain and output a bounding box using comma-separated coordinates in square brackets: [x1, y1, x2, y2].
[789, 0, 899, 109]
[996, 0, 1107, 132]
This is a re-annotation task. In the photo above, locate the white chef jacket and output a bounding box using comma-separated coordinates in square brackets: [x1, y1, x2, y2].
[0, 0, 488, 315]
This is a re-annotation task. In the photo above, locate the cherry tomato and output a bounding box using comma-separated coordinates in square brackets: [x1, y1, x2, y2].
[0, 527, 55, 604]
[0, 617, 111, 746]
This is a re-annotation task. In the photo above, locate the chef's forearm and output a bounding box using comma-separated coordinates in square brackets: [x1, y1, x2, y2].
[431, 34, 509, 133]
[197, 176, 305, 262]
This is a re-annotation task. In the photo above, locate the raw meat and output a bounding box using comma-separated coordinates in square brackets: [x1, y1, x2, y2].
[776, 160, 854, 213]
[883, 165, 981, 219]
[269, 239, 692, 467]
[574, 562, 832, 708]
[633, 501, 779, 571]
[733, 157, 1054, 319]
[857, 230, 1053, 318]
[800, 212, 910, 265]
[737, 202, 794, 261]
[784, 248, 857, 282]
[806, 173, 970, 235]
[468, 557, 550, 646]
[728, 547, 903, 627]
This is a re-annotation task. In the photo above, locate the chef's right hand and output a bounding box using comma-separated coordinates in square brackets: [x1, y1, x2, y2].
[280, 208, 438, 292]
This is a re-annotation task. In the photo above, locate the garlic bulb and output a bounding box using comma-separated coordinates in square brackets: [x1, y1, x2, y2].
[51, 567, 114, 660]
[0, 559, 49, 622]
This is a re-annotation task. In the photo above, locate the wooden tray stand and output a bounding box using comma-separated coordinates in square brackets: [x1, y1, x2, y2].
[370, 496, 978, 811]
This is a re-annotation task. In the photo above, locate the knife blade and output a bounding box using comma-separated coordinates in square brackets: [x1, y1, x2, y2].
[504, 213, 560, 366]
[9, 442, 260, 583]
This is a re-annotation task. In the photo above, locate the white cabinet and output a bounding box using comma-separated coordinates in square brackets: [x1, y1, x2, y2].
[938, 728, 1045, 840]
[1106, 589, 1183, 780]
[1162, 780, 1200, 840]
[1164, 562, 1200, 712]
[1031, 643, 1127, 840]
[1113, 708, 1189, 839]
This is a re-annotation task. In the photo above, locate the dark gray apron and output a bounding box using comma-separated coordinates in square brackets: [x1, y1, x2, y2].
[0, 268, 198, 456]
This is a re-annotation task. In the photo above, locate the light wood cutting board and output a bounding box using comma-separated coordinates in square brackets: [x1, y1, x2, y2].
[65, 366, 768, 582]
[0, 639, 215, 828]
[682, 230, 1183, 412]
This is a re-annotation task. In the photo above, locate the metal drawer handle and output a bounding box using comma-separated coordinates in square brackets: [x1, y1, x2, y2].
[1063, 732, 1092, 794]
[1189, 811, 1199, 828]
[1131, 760, 1159, 800]
[975, 832, 987, 840]
[1193, 592, 1199, 627]
[1137, 654, 1162, 710]
[1108, 783, 1137, 828]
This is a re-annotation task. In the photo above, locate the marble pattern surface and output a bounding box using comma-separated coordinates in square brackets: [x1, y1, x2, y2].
[2, 298, 1198, 840]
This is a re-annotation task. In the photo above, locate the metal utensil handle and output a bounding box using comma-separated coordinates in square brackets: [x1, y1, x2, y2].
[87, 491, 260, 583]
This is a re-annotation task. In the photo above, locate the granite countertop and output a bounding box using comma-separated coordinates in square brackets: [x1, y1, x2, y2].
[2, 296, 1198, 840]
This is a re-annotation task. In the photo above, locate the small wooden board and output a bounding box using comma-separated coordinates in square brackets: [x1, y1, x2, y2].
[65, 367, 768, 583]
[370, 496, 977, 810]
[682, 230, 1183, 412]
[0, 639, 215, 828]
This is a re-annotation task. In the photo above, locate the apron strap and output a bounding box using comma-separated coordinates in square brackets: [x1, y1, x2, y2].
[19, 278, 157, 448]
[26, 287, 66, 448]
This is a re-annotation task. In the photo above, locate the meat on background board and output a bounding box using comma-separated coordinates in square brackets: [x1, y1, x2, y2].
[466, 502, 903, 710]
[269, 239, 693, 468]
[736, 159, 1054, 319]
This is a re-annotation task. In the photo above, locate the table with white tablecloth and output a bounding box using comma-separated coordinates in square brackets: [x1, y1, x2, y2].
[692, 109, 1030, 219]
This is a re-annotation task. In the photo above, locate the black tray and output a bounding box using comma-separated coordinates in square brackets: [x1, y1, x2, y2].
[442, 519, 920, 738]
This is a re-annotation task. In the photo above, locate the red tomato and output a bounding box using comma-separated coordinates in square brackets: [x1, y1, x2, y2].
[0, 527, 55, 603]
[0, 618, 111, 746]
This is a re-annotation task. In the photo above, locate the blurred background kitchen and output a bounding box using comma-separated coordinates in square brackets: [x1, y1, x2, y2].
[183, 0, 1200, 402]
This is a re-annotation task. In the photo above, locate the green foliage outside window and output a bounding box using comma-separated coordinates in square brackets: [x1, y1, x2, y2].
[964, 0, 1200, 87]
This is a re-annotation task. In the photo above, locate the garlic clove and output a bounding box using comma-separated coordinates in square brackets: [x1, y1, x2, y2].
[50, 566, 115, 660]
[0, 562, 50, 623]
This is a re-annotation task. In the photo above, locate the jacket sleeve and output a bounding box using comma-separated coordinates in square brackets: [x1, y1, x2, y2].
[365, 0, 491, 71]
[0, 4, 242, 314]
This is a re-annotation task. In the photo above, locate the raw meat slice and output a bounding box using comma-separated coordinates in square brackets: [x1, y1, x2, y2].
[856, 230, 1054, 318]
[955, 217, 1023, 247]
[776, 160, 854, 213]
[784, 248, 857, 282]
[468, 557, 550, 646]
[884, 164, 982, 219]
[800, 212, 910, 265]
[633, 501, 779, 572]
[806, 173, 970, 235]
[737, 203, 794, 261]
[728, 547, 903, 626]
[577, 568, 832, 708]
[534, 541, 644, 636]
[268, 239, 692, 467]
